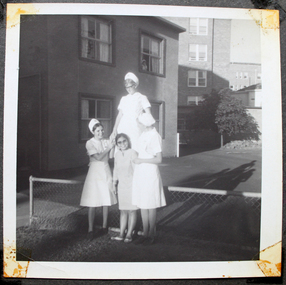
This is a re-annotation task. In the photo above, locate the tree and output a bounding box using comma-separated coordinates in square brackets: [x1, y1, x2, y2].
[215, 88, 261, 147]
[187, 89, 221, 132]
[187, 88, 261, 147]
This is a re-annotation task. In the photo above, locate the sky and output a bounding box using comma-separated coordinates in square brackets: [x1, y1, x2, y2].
[230, 19, 261, 64]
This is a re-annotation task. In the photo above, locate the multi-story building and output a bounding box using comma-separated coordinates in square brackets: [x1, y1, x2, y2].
[166, 17, 262, 141]
[17, 15, 185, 184]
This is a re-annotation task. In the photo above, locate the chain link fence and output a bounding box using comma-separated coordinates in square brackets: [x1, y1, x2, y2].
[29, 176, 261, 245]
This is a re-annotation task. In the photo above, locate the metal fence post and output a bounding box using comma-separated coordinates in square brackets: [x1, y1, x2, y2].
[29, 175, 34, 225]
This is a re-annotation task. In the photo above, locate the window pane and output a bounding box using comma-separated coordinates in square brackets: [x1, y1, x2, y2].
[151, 39, 159, 56]
[88, 20, 95, 38]
[142, 36, 150, 54]
[198, 78, 206, 86]
[100, 120, 111, 137]
[81, 18, 88, 37]
[97, 100, 110, 118]
[151, 104, 160, 120]
[81, 99, 89, 119]
[99, 43, 109, 62]
[189, 18, 197, 34]
[151, 57, 159, 73]
[188, 78, 196, 86]
[98, 22, 109, 41]
[189, 44, 196, 61]
[199, 18, 207, 35]
[89, 100, 95, 118]
[199, 45, 207, 61]
[87, 40, 96, 59]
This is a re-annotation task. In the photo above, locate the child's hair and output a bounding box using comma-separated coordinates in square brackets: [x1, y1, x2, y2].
[115, 133, 131, 149]
[92, 123, 103, 133]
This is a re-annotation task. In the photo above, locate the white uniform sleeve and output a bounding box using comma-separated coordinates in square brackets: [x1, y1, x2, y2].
[141, 95, 151, 110]
[118, 96, 125, 110]
[148, 132, 162, 156]
[86, 140, 100, 156]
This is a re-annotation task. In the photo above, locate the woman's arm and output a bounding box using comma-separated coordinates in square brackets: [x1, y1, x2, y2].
[91, 141, 115, 161]
[133, 152, 162, 165]
[110, 110, 123, 140]
[144, 107, 151, 114]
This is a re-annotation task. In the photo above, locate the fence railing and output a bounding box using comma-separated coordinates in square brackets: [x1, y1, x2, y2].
[28, 176, 261, 245]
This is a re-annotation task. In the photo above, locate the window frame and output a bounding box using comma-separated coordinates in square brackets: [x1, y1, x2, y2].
[188, 70, 207, 87]
[139, 30, 166, 77]
[149, 100, 165, 139]
[189, 18, 208, 36]
[78, 93, 115, 142]
[79, 16, 115, 66]
[188, 44, 207, 61]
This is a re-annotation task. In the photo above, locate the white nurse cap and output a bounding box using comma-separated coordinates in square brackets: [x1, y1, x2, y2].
[88, 118, 100, 134]
[124, 72, 139, 87]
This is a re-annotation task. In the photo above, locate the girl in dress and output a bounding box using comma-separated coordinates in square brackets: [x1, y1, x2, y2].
[80, 119, 117, 240]
[111, 133, 138, 243]
[132, 113, 166, 245]
[110, 72, 151, 151]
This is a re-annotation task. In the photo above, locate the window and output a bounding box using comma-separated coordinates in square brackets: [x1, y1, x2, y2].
[140, 32, 165, 76]
[240, 72, 243, 79]
[244, 72, 248, 79]
[187, 96, 202, 105]
[80, 94, 113, 141]
[188, 70, 207, 87]
[80, 16, 113, 64]
[235, 72, 238, 79]
[150, 101, 165, 138]
[189, 18, 208, 35]
[189, 44, 207, 61]
[257, 73, 261, 79]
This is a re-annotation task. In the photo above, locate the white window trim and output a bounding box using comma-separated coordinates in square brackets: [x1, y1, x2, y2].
[188, 70, 207, 87]
[189, 18, 208, 36]
[188, 44, 207, 61]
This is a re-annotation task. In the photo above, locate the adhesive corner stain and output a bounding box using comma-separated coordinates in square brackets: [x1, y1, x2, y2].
[6, 4, 39, 29]
[3, 241, 29, 278]
[247, 9, 280, 31]
[256, 241, 282, 277]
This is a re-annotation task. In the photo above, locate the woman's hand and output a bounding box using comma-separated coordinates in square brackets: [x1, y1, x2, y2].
[133, 158, 141, 164]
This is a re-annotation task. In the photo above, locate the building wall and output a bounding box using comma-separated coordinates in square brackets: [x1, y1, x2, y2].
[212, 19, 232, 91]
[229, 63, 262, 90]
[175, 17, 214, 105]
[19, 15, 181, 172]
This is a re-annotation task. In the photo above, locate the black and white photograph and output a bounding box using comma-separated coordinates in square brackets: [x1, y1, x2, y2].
[3, 3, 283, 280]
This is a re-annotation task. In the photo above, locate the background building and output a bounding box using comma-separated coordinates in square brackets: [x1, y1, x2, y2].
[17, 15, 185, 184]
[165, 17, 262, 144]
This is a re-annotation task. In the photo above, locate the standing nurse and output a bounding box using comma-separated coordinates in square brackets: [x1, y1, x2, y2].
[110, 72, 151, 150]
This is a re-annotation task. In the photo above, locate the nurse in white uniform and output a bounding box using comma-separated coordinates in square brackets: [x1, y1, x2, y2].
[111, 72, 151, 151]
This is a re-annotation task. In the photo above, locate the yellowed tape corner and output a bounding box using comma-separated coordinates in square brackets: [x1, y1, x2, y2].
[7, 4, 39, 29]
[256, 241, 282, 277]
[247, 9, 279, 30]
[3, 240, 29, 278]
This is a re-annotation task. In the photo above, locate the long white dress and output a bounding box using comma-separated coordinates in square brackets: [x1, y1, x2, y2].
[117, 92, 151, 150]
[132, 128, 166, 209]
[80, 138, 117, 207]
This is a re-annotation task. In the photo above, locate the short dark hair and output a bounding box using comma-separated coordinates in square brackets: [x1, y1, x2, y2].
[92, 123, 103, 132]
[115, 133, 131, 149]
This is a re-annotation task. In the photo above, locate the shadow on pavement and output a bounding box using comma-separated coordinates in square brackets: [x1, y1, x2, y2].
[175, 160, 256, 190]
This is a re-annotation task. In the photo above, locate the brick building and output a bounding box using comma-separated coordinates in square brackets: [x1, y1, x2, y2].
[17, 15, 185, 181]
[165, 17, 261, 144]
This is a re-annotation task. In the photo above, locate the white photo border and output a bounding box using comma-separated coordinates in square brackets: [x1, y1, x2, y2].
[3, 3, 282, 279]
